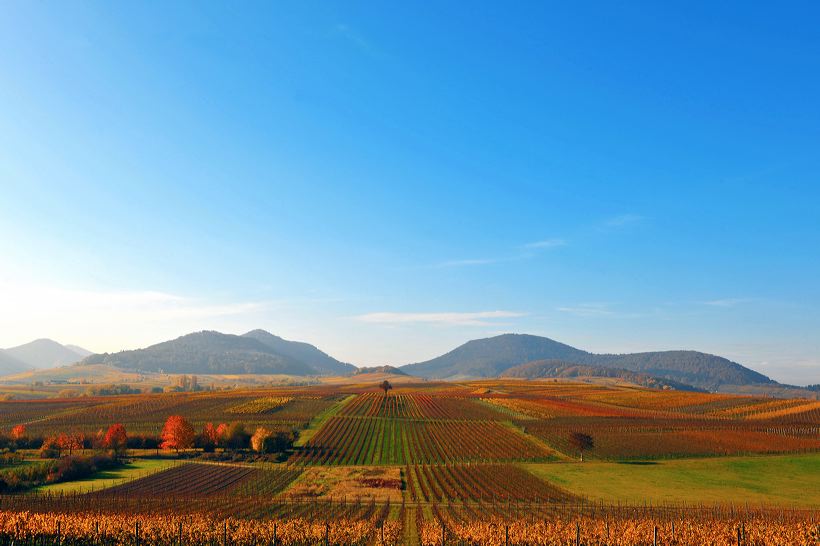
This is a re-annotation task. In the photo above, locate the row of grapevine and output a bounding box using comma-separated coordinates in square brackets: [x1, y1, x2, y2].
[294, 417, 551, 465]
[405, 464, 576, 503]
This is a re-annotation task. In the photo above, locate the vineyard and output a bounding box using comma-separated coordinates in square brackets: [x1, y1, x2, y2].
[293, 417, 551, 464]
[405, 464, 576, 503]
[0, 379, 817, 543]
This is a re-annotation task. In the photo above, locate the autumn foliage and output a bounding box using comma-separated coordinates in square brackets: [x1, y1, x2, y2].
[103, 423, 128, 457]
[160, 415, 195, 453]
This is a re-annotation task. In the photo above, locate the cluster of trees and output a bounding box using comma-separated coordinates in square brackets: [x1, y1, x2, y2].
[0, 453, 120, 493]
[160, 416, 296, 455]
[39, 424, 129, 459]
[3, 416, 296, 463]
[84, 384, 143, 396]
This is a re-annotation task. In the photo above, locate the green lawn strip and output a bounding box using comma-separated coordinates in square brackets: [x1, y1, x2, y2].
[294, 394, 356, 447]
[33, 458, 176, 495]
[523, 453, 820, 507]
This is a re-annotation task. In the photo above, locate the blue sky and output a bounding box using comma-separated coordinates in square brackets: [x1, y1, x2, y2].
[1, 2, 818, 384]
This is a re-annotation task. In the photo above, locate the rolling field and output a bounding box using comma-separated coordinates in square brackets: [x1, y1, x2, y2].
[525, 453, 820, 506]
[0, 379, 818, 544]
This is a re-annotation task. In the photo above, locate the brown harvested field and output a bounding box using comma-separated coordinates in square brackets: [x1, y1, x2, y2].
[283, 465, 404, 502]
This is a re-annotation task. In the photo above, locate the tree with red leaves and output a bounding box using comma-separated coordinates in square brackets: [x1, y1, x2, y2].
[104, 423, 128, 458]
[160, 415, 195, 454]
[10, 425, 27, 448]
[10, 425, 26, 441]
[201, 422, 223, 452]
[57, 431, 84, 456]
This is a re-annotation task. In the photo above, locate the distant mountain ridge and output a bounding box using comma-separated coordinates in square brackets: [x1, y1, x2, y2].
[0, 351, 28, 375]
[501, 359, 704, 391]
[400, 334, 775, 392]
[241, 330, 354, 375]
[1, 339, 90, 372]
[82, 330, 355, 376]
[354, 365, 408, 376]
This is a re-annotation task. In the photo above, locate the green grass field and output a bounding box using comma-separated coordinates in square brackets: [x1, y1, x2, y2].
[35, 458, 176, 495]
[525, 453, 820, 507]
[293, 394, 355, 447]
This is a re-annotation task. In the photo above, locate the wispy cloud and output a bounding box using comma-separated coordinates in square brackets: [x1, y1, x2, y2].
[702, 298, 752, 308]
[354, 310, 526, 326]
[524, 238, 567, 249]
[604, 213, 644, 228]
[334, 24, 379, 56]
[435, 237, 566, 268]
[556, 303, 616, 317]
[434, 258, 501, 268]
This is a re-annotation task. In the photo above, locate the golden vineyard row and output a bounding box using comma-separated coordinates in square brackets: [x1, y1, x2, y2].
[1, 510, 818, 545]
[0, 511, 401, 545]
[421, 516, 820, 546]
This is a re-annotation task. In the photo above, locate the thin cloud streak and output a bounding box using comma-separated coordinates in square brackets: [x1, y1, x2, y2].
[605, 213, 644, 227]
[702, 298, 752, 308]
[435, 237, 566, 268]
[434, 258, 501, 268]
[354, 310, 526, 326]
[524, 238, 567, 249]
[556, 303, 616, 317]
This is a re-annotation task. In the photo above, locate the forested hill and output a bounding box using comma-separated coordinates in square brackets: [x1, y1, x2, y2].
[401, 334, 776, 391]
[501, 359, 704, 391]
[241, 329, 355, 375]
[82, 330, 352, 376]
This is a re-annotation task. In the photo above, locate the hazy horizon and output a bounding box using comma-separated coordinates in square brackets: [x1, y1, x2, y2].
[1, 3, 819, 385]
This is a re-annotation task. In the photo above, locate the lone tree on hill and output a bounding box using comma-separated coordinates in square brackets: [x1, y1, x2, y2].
[380, 380, 393, 396]
[568, 432, 594, 462]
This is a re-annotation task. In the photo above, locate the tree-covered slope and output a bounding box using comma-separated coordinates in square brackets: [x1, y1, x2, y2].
[241, 329, 355, 375]
[501, 359, 704, 391]
[82, 331, 317, 375]
[401, 334, 775, 391]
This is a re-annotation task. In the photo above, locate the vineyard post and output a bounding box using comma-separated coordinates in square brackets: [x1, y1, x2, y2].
[324, 520, 329, 546]
[56, 520, 61, 546]
[178, 521, 183, 545]
[505, 524, 509, 546]
[653, 525, 657, 546]
[273, 522, 277, 546]
[575, 521, 580, 546]
[135, 520, 140, 546]
[736, 526, 741, 546]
